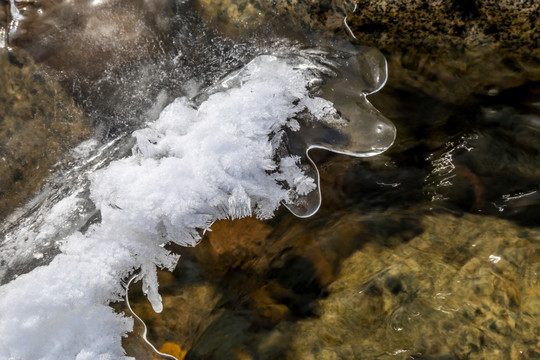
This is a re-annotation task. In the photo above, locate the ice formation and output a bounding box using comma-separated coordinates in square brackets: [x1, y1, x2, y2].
[0, 49, 394, 359]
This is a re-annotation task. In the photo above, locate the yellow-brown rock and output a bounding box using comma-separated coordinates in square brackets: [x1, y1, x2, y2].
[0, 48, 90, 219]
[190, 217, 273, 276]
[284, 213, 540, 359]
[121, 208, 540, 359]
[160, 342, 187, 360]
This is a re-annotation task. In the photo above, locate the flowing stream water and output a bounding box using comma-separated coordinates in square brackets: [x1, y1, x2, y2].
[0, 1, 539, 359]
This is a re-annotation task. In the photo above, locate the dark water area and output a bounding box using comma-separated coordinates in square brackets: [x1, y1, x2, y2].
[1, 0, 539, 359]
[123, 47, 539, 360]
[360, 80, 540, 227]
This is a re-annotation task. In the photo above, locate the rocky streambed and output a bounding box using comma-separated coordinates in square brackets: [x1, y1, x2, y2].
[124, 209, 540, 359]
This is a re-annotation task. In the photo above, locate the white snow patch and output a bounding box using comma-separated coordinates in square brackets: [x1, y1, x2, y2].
[0, 53, 337, 359]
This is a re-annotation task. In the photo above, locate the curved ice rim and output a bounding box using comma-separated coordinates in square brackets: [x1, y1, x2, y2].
[343, 5, 388, 96]
[126, 275, 179, 360]
[283, 135, 396, 219]
[0, 43, 394, 358]
[282, 46, 391, 218]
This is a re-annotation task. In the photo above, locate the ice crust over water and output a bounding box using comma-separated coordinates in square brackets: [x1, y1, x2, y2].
[0, 51, 394, 359]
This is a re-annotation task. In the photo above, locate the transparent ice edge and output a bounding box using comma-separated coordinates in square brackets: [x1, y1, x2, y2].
[0, 45, 395, 359]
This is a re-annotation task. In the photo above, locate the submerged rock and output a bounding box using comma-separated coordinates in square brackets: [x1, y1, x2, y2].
[345, 0, 540, 103]
[0, 48, 89, 220]
[123, 209, 540, 359]
[421, 82, 540, 225]
[122, 270, 221, 359]
[283, 212, 540, 359]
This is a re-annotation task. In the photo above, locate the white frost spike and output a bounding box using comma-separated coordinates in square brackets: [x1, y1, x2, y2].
[228, 187, 252, 219]
[0, 52, 332, 359]
[141, 263, 163, 313]
[277, 156, 317, 196]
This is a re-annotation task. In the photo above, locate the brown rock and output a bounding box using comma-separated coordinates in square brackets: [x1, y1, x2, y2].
[284, 213, 540, 359]
[160, 342, 187, 360]
[248, 282, 291, 327]
[183, 217, 273, 277]
[194, 0, 540, 103]
[121, 208, 540, 359]
[121, 271, 223, 358]
[208, 218, 272, 259]
[0, 48, 90, 219]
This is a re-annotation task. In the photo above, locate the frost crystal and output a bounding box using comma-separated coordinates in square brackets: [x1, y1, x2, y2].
[0, 49, 394, 359]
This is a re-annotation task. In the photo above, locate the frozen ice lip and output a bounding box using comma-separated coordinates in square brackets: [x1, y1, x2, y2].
[126, 47, 396, 358]
[280, 46, 396, 217]
[197, 46, 396, 218]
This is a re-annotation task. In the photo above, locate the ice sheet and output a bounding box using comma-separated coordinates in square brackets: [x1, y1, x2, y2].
[0, 51, 393, 359]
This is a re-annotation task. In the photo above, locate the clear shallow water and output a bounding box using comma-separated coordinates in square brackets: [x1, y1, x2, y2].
[123, 51, 540, 360]
[1, 0, 539, 359]
[124, 210, 540, 359]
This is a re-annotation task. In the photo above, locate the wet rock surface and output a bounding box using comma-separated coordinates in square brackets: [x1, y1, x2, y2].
[284, 213, 540, 360]
[0, 48, 89, 220]
[345, 0, 540, 103]
[195, 0, 540, 103]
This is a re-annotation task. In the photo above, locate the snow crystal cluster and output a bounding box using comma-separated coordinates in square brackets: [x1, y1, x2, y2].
[0, 52, 352, 359]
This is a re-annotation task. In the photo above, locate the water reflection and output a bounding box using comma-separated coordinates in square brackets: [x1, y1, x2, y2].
[423, 83, 540, 225]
